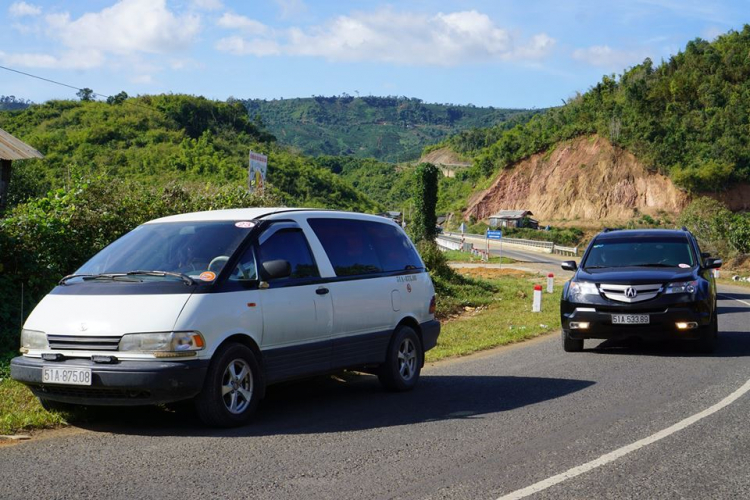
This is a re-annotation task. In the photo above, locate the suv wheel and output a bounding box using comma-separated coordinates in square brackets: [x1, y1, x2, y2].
[194, 343, 261, 427]
[562, 330, 584, 352]
[695, 313, 718, 354]
[378, 326, 423, 392]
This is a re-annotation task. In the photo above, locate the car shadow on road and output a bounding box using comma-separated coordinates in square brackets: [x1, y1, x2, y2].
[70, 374, 595, 437]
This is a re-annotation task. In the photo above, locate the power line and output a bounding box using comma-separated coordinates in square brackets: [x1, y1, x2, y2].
[0, 64, 156, 113]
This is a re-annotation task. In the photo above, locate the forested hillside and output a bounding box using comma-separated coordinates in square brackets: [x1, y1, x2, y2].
[436, 25, 750, 194]
[243, 96, 537, 162]
[0, 95, 377, 212]
[0, 95, 32, 111]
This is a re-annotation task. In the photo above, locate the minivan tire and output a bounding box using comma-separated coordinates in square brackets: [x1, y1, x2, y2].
[562, 330, 584, 352]
[194, 343, 261, 427]
[378, 326, 423, 392]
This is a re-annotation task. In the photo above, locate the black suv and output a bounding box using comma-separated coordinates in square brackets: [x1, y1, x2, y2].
[560, 228, 721, 353]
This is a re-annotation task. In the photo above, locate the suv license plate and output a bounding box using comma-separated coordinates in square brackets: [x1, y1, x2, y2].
[42, 366, 92, 386]
[612, 314, 650, 325]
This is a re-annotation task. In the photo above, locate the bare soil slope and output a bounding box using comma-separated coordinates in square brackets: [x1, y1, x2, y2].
[465, 136, 690, 222]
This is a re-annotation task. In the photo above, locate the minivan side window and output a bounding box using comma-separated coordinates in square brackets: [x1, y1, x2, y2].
[308, 218, 422, 277]
[257, 228, 320, 280]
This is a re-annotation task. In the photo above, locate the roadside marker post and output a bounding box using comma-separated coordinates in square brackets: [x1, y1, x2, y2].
[532, 285, 542, 312]
[547, 273, 554, 293]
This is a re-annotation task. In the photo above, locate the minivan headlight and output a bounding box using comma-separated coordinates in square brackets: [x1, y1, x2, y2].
[20, 329, 48, 351]
[665, 281, 697, 294]
[119, 331, 205, 355]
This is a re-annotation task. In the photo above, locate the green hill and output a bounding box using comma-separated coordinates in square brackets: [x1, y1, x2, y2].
[243, 96, 537, 162]
[437, 25, 750, 194]
[0, 94, 377, 212]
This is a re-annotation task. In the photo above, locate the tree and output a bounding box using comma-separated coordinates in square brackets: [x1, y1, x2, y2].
[411, 162, 439, 243]
[106, 91, 128, 105]
[76, 88, 94, 101]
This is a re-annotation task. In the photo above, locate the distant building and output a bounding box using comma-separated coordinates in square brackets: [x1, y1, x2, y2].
[488, 210, 539, 229]
[0, 128, 43, 210]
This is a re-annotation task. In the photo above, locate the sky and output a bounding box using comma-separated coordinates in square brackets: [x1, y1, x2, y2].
[0, 0, 748, 108]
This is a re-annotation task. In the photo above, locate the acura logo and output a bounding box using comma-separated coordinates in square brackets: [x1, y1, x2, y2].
[80, 323, 88, 332]
[625, 287, 637, 298]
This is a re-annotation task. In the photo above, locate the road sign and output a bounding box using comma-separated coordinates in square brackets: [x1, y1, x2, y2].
[486, 230, 503, 240]
[248, 151, 268, 194]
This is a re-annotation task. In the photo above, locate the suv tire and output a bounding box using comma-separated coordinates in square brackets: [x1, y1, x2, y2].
[562, 330, 584, 352]
[695, 313, 718, 354]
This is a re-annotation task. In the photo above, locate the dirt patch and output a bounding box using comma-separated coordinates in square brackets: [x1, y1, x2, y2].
[456, 267, 531, 279]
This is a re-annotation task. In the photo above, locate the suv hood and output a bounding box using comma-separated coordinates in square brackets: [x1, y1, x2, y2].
[577, 267, 695, 284]
[24, 293, 192, 337]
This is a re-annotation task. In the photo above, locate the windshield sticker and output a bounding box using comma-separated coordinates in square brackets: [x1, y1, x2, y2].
[235, 221, 255, 229]
[679, 263, 691, 268]
[199, 271, 217, 281]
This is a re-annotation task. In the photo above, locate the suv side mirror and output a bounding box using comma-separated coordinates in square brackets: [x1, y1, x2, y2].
[701, 252, 711, 259]
[705, 258, 722, 270]
[561, 261, 578, 271]
[261, 259, 292, 280]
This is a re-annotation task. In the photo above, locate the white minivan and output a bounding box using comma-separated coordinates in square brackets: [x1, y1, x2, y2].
[11, 208, 440, 427]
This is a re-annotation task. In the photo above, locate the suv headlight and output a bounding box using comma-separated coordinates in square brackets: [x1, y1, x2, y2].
[665, 281, 697, 294]
[119, 331, 205, 357]
[20, 329, 48, 352]
[569, 281, 598, 296]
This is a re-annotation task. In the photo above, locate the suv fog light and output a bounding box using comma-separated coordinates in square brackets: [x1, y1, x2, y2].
[676, 322, 698, 330]
[570, 322, 590, 329]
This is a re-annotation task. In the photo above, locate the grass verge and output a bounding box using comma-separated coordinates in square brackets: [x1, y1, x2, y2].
[427, 269, 561, 361]
[441, 249, 515, 264]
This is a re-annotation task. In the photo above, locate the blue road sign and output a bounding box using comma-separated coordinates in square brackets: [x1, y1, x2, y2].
[486, 230, 502, 240]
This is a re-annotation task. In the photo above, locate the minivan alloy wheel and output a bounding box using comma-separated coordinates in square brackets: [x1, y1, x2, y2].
[398, 338, 417, 381]
[222, 359, 253, 414]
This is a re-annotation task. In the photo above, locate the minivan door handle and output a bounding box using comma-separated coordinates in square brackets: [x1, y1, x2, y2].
[316, 287, 330, 295]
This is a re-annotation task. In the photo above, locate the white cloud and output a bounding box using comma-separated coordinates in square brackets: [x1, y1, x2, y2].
[215, 8, 555, 66]
[217, 13, 270, 34]
[571, 45, 649, 69]
[45, 0, 200, 56]
[191, 0, 223, 10]
[9, 1, 41, 18]
[0, 49, 104, 69]
[274, 0, 307, 19]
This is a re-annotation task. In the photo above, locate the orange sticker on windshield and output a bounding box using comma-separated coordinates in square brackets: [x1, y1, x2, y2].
[199, 271, 216, 281]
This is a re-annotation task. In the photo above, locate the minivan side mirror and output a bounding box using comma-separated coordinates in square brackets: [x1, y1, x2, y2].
[705, 258, 722, 270]
[561, 261, 578, 271]
[261, 259, 292, 280]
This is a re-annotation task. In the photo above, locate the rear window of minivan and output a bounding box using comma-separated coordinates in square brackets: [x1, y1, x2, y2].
[308, 218, 423, 277]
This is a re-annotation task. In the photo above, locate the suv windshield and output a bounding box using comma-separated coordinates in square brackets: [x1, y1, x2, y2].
[72, 221, 252, 282]
[583, 237, 695, 269]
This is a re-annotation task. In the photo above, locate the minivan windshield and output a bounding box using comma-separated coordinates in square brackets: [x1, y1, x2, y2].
[582, 237, 695, 269]
[72, 221, 253, 283]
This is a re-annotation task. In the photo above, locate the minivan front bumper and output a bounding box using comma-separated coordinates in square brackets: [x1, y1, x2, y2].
[10, 356, 209, 406]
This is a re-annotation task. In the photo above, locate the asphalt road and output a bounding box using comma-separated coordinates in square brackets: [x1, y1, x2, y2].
[1, 289, 748, 499]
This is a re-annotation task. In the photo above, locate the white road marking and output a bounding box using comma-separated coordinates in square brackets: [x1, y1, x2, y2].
[719, 293, 750, 308]
[497, 294, 750, 500]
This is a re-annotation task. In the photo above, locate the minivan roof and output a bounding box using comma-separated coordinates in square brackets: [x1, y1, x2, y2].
[145, 207, 393, 225]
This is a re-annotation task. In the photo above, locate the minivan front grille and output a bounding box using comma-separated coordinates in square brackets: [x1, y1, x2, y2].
[599, 283, 663, 303]
[47, 335, 121, 351]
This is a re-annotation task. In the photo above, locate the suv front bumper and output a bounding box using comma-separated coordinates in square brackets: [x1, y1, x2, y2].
[562, 305, 711, 341]
[11, 356, 209, 406]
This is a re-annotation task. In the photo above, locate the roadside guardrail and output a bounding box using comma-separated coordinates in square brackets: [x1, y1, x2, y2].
[443, 231, 578, 256]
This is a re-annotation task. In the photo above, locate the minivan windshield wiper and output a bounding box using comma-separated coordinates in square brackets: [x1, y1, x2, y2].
[59, 273, 138, 285]
[126, 270, 196, 285]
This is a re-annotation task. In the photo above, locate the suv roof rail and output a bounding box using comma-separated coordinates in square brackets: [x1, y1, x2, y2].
[681, 226, 689, 231]
[602, 227, 619, 233]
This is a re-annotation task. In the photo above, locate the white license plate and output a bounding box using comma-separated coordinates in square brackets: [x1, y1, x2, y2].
[42, 366, 92, 386]
[612, 314, 650, 325]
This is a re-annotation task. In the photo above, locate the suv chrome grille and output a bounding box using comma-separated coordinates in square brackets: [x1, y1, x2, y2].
[599, 283, 663, 303]
[47, 335, 121, 351]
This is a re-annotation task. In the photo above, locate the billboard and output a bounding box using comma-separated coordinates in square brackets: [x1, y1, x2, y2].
[248, 151, 268, 193]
